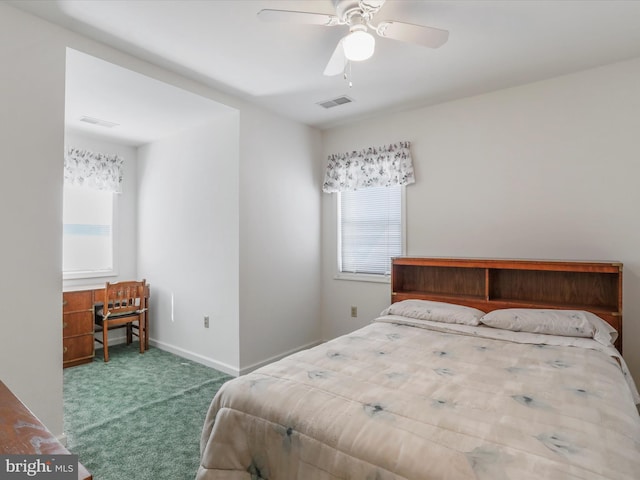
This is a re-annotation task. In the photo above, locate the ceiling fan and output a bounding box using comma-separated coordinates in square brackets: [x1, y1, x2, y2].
[257, 0, 449, 76]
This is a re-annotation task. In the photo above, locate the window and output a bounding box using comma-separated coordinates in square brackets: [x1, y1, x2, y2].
[338, 185, 404, 280]
[63, 186, 117, 279]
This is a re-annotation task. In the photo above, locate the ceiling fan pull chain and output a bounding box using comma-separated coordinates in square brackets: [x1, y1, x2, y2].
[345, 61, 353, 88]
[350, 62, 353, 88]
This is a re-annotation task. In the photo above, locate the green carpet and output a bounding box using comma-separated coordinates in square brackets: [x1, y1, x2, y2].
[64, 343, 232, 480]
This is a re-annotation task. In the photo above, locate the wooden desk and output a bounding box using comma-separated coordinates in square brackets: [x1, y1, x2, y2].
[62, 285, 150, 368]
[0, 381, 92, 479]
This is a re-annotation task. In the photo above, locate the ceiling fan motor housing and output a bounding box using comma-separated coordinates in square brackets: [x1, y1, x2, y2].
[333, 0, 383, 24]
[333, 0, 361, 20]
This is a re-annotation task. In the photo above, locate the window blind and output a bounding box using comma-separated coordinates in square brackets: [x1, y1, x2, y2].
[339, 185, 402, 276]
[63, 186, 115, 277]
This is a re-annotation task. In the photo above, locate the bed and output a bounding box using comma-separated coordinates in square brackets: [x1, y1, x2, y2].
[197, 258, 640, 480]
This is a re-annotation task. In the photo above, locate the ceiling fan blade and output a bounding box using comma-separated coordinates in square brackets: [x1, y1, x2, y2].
[257, 9, 339, 26]
[376, 21, 449, 48]
[323, 39, 347, 76]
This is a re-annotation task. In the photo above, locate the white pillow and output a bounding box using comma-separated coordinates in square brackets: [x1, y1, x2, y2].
[380, 300, 485, 326]
[480, 308, 618, 346]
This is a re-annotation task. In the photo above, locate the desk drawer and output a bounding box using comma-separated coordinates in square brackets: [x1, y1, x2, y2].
[63, 290, 93, 313]
[63, 311, 94, 337]
[63, 335, 94, 364]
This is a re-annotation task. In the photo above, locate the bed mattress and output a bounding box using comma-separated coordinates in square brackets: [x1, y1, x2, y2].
[197, 317, 640, 480]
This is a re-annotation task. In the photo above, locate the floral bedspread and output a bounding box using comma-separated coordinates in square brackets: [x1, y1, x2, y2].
[197, 319, 640, 480]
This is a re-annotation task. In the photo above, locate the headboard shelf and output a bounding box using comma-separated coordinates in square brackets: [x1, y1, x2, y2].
[488, 268, 619, 310]
[391, 257, 623, 352]
[392, 265, 485, 298]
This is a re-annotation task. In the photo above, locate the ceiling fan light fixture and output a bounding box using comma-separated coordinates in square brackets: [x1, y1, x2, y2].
[342, 29, 375, 61]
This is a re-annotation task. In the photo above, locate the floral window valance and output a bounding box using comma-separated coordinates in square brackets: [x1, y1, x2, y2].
[322, 141, 415, 193]
[64, 147, 124, 193]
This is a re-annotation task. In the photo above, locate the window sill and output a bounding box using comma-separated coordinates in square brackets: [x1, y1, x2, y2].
[334, 272, 391, 284]
[63, 269, 117, 281]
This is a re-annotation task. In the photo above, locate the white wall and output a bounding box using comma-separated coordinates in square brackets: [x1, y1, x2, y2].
[0, 5, 66, 435]
[238, 108, 322, 372]
[137, 105, 323, 376]
[63, 132, 138, 288]
[137, 117, 241, 373]
[321, 57, 640, 385]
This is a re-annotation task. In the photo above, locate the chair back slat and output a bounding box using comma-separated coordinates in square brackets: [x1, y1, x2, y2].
[103, 280, 146, 318]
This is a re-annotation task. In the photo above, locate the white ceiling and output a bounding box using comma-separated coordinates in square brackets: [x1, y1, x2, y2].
[10, 0, 640, 141]
[65, 49, 234, 146]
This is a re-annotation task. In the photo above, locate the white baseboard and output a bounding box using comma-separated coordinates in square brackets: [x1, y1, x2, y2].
[57, 433, 67, 447]
[238, 340, 323, 376]
[149, 338, 323, 377]
[150, 339, 240, 377]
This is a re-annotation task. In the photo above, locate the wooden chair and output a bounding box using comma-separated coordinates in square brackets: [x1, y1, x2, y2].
[94, 279, 147, 362]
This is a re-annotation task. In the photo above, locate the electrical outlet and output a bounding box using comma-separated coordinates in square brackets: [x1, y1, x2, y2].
[204, 315, 210, 328]
[350, 306, 357, 318]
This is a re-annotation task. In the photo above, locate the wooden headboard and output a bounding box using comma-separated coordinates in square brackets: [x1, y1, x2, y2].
[391, 257, 623, 352]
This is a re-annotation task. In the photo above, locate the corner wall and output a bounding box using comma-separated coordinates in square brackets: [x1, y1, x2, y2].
[137, 116, 241, 373]
[238, 107, 323, 372]
[321, 57, 640, 385]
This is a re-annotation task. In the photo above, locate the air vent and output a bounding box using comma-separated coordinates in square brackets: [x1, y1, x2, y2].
[79, 116, 119, 128]
[317, 96, 353, 109]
